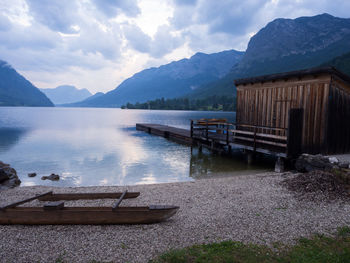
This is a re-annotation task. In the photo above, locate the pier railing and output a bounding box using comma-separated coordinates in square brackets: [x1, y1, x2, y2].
[190, 119, 288, 155]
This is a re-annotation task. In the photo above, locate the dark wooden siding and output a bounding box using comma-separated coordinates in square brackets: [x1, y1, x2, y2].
[236, 76, 331, 154]
[326, 78, 350, 154]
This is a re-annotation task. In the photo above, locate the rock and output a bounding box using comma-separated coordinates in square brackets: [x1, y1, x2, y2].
[28, 172, 37, 177]
[295, 154, 332, 172]
[328, 157, 339, 164]
[339, 162, 349, 169]
[0, 169, 10, 183]
[41, 173, 60, 181]
[2, 177, 21, 188]
[0, 161, 21, 190]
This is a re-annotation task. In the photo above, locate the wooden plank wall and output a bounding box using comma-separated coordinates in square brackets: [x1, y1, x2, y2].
[236, 75, 331, 154]
[326, 78, 350, 154]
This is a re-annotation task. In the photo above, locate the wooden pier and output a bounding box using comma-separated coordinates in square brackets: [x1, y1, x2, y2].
[136, 119, 297, 158]
[136, 123, 192, 145]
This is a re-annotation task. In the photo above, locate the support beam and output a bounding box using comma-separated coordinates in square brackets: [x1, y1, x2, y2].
[275, 157, 285, 173]
[246, 152, 254, 165]
[112, 190, 127, 211]
[0, 191, 53, 211]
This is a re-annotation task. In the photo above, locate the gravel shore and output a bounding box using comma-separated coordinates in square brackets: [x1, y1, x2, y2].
[1, 172, 350, 263]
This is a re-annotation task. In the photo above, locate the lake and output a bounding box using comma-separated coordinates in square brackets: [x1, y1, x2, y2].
[0, 107, 272, 187]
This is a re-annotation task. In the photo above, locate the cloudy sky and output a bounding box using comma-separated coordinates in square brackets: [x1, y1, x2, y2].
[0, 0, 349, 94]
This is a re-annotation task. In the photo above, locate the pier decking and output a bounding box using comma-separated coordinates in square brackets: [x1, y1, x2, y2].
[136, 123, 192, 145]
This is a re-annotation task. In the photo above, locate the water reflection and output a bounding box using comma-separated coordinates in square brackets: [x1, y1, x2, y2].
[0, 107, 270, 187]
[0, 127, 28, 152]
[189, 147, 273, 179]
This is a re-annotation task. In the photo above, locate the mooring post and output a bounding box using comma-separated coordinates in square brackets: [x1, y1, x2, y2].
[246, 151, 254, 165]
[198, 144, 202, 153]
[226, 124, 229, 145]
[274, 157, 285, 173]
[206, 120, 209, 141]
[228, 145, 232, 154]
[190, 120, 193, 138]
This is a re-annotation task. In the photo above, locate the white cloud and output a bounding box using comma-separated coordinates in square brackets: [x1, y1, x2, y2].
[123, 23, 184, 58]
[150, 25, 184, 58]
[0, 13, 11, 31]
[123, 24, 152, 53]
[26, 0, 80, 34]
[68, 22, 123, 60]
[91, 0, 140, 18]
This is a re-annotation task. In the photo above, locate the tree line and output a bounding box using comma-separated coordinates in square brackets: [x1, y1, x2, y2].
[121, 95, 236, 111]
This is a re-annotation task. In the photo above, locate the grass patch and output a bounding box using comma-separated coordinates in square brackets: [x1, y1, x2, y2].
[150, 227, 350, 263]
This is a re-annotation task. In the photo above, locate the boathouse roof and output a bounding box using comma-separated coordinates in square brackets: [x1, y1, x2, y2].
[234, 67, 350, 86]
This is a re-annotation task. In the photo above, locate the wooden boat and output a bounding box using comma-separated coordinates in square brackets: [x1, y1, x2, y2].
[0, 191, 179, 225]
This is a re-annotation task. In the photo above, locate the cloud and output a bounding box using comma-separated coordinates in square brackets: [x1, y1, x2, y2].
[68, 22, 122, 60]
[170, 3, 196, 30]
[91, 0, 140, 18]
[0, 0, 126, 73]
[171, 0, 265, 36]
[123, 24, 152, 53]
[26, 0, 80, 34]
[0, 14, 11, 31]
[123, 24, 184, 58]
[196, 0, 263, 35]
[173, 0, 197, 6]
[0, 22, 60, 51]
[150, 25, 184, 58]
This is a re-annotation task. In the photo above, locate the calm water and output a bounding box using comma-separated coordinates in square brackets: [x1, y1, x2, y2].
[0, 107, 272, 187]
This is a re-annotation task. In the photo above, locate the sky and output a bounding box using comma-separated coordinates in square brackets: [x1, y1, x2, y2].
[0, 0, 350, 94]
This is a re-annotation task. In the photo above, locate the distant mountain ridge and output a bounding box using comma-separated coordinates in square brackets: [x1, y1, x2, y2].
[0, 60, 53, 107]
[321, 51, 350, 76]
[62, 91, 104, 107]
[68, 50, 244, 107]
[235, 13, 350, 76]
[41, 85, 92, 105]
[191, 13, 350, 98]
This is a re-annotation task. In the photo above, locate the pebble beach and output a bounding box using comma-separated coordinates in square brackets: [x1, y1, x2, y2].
[1, 172, 350, 263]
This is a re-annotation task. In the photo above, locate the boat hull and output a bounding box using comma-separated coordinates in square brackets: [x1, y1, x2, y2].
[0, 206, 179, 225]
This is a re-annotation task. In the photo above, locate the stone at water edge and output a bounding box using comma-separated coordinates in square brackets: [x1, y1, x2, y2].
[329, 157, 339, 164]
[0, 169, 10, 183]
[28, 172, 37, 177]
[339, 162, 350, 169]
[295, 154, 333, 172]
[41, 173, 60, 181]
[0, 161, 21, 189]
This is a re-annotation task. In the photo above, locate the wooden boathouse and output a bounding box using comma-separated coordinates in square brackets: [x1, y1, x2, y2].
[234, 67, 350, 155]
[137, 67, 350, 166]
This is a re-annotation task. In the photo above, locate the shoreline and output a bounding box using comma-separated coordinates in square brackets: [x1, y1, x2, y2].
[1, 171, 350, 263]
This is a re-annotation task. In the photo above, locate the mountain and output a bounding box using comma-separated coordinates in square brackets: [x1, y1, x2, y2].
[321, 51, 350, 76]
[69, 50, 244, 107]
[41, 85, 92, 105]
[62, 92, 104, 107]
[191, 13, 350, 98]
[82, 92, 104, 102]
[0, 60, 53, 107]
